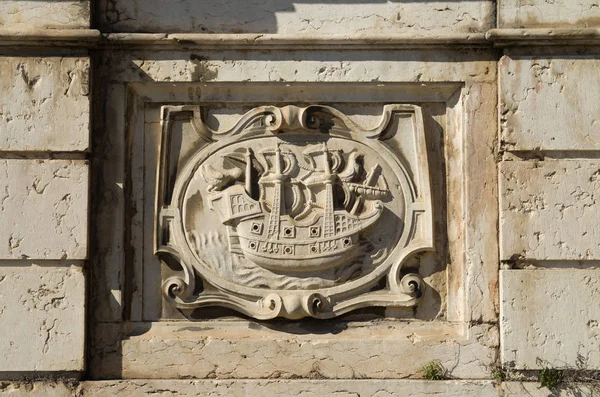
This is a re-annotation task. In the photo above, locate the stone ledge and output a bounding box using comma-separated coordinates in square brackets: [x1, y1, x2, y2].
[487, 28, 600, 46]
[0, 380, 500, 396]
[2, 29, 600, 48]
[90, 321, 498, 380]
[2, 380, 599, 396]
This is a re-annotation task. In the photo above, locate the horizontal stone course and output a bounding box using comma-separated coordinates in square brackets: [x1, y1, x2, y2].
[501, 270, 600, 369]
[0, 380, 500, 396]
[0, 160, 88, 260]
[500, 160, 600, 260]
[3, 380, 600, 396]
[0, 56, 89, 152]
[96, 1, 494, 34]
[0, 266, 84, 373]
[500, 55, 600, 151]
[89, 322, 497, 380]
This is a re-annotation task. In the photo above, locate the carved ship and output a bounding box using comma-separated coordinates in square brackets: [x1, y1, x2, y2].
[205, 143, 389, 272]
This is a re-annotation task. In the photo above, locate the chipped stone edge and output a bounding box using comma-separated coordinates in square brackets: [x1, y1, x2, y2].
[2, 29, 600, 48]
[486, 28, 600, 46]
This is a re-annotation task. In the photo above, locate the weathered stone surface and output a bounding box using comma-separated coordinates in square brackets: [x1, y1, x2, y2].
[0, 380, 501, 396]
[102, 49, 497, 85]
[0, 57, 89, 152]
[0, 382, 75, 397]
[500, 161, 600, 260]
[89, 322, 497, 379]
[0, 1, 89, 29]
[4, 380, 600, 396]
[0, 266, 84, 372]
[0, 160, 88, 260]
[501, 270, 600, 369]
[499, 0, 600, 28]
[96, 1, 494, 34]
[82, 380, 499, 397]
[503, 382, 600, 396]
[500, 56, 600, 150]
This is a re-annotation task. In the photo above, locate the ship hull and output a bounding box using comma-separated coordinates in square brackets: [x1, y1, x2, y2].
[239, 235, 360, 271]
[231, 204, 382, 272]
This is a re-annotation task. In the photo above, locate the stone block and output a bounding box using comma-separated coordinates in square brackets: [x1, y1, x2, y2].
[500, 56, 600, 151]
[503, 382, 600, 396]
[0, 382, 73, 397]
[501, 270, 600, 369]
[0, 1, 90, 29]
[499, 0, 600, 28]
[0, 266, 85, 373]
[0, 57, 89, 152]
[103, 49, 496, 85]
[500, 161, 600, 260]
[0, 160, 88, 260]
[96, 1, 494, 34]
[95, 322, 497, 379]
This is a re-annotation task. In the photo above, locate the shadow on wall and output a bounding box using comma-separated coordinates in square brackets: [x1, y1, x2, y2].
[94, 0, 483, 34]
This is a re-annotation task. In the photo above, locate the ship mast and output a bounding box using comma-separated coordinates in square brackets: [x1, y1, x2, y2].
[266, 143, 284, 240]
[244, 148, 253, 196]
[322, 143, 336, 238]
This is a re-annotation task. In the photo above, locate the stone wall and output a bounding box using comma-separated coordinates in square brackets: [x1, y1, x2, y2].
[0, 0, 599, 396]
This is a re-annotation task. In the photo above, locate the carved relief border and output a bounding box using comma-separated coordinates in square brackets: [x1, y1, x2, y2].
[155, 104, 433, 320]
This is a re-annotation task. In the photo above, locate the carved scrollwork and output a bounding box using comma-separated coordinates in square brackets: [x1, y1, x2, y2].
[155, 104, 433, 320]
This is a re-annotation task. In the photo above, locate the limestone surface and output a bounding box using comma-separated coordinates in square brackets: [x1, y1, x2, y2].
[503, 382, 600, 396]
[89, 322, 497, 379]
[500, 55, 600, 150]
[499, 0, 600, 28]
[0, 57, 89, 152]
[96, 1, 494, 34]
[500, 161, 600, 260]
[102, 49, 496, 85]
[0, 266, 84, 372]
[0, 1, 89, 29]
[501, 270, 600, 369]
[4, 380, 600, 396]
[0, 160, 88, 260]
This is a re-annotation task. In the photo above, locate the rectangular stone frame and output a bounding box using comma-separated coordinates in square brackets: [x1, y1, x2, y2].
[89, 48, 498, 379]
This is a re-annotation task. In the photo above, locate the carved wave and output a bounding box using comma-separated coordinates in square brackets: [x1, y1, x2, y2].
[188, 231, 379, 290]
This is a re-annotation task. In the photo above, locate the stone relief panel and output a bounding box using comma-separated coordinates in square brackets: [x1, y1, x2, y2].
[156, 104, 433, 320]
[89, 56, 498, 377]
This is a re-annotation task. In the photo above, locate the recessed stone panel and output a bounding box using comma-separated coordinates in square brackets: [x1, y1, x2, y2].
[499, 0, 600, 28]
[500, 161, 600, 260]
[0, 266, 85, 373]
[500, 56, 600, 151]
[90, 52, 498, 379]
[0, 57, 89, 152]
[0, 1, 90, 29]
[0, 160, 88, 260]
[501, 270, 600, 369]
